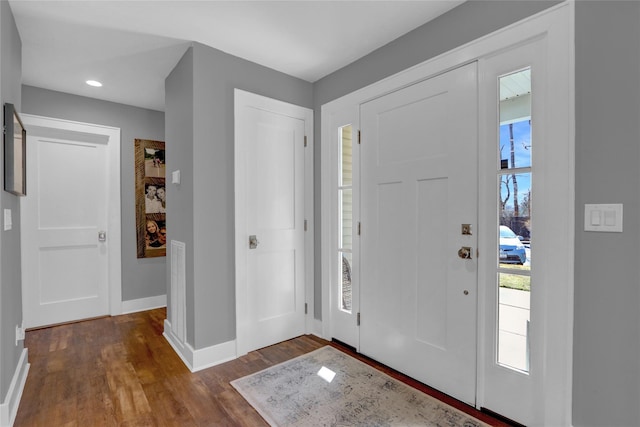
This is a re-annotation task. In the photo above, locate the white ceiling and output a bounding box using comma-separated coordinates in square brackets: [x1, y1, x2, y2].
[8, 0, 464, 112]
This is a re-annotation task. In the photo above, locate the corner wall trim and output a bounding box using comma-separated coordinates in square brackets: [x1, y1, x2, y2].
[121, 294, 167, 314]
[163, 319, 236, 372]
[0, 349, 30, 427]
[312, 318, 324, 339]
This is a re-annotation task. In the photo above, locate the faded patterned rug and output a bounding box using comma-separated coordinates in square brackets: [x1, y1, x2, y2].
[231, 346, 489, 427]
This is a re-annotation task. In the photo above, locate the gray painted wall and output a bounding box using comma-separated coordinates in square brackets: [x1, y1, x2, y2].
[165, 42, 313, 350]
[0, 0, 23, 402]
[573, 2, 640, 426]
[21, 86, 166, 302]
[165, 47, 196, 345]
[311, 0, 560, 317]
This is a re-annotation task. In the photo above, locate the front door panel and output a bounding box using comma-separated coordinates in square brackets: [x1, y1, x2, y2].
[360, 62, 478, 404]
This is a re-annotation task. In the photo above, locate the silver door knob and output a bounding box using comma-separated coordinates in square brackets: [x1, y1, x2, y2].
[98, 231, 107, 242]
[458, 246, 472, 259]
[249, 235, 259, 249]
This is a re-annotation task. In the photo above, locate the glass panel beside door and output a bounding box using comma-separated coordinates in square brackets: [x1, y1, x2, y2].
[339, 125, 353, 314]
[496, 68, 532, 373]
[330, 115, 360, 351]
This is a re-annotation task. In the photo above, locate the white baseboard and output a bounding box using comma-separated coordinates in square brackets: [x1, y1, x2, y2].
[121, 294, 167, 314]
[163, 319, 236, 373]
[0, 349, 29, 427]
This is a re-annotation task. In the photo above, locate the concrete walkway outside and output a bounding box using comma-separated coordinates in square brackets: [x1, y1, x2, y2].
[498, 287, 530, 372]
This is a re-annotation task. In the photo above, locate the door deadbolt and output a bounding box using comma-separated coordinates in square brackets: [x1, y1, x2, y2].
[249, 235, 259, 249]
[98, 231, 107, 242]
[458, 246, 472, 259]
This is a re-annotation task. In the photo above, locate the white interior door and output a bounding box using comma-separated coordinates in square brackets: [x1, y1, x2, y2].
[235, 90, 313, 355]
[360, 62, 478, 405]
[21, 117, 120, 328]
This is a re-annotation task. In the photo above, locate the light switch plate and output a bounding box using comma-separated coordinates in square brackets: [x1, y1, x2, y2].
[3, 209, 11, 231]
[172, 170, 181, 184]
[584, 203, 623, 232]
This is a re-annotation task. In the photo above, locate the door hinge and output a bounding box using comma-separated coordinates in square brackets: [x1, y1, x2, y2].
[304, 219, 308, 231]
[357, 312, 361, 326]
[357, 222, 361, 236]
[358, 130, 361, 145]
[304, 135, 307, 147]
[305, 303, 308, 314]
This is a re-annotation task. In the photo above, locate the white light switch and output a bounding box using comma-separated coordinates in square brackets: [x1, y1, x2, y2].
[172, 170, 181, 184]
[3, 209, 11, 231]
[584, 204, 623, 232]
[604, 210, 616, 226]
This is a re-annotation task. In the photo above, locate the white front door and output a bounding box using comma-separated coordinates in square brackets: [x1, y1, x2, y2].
[21, 116, 121, 328]
[235, 90, 313, 355]
[360, 62, 478, 404]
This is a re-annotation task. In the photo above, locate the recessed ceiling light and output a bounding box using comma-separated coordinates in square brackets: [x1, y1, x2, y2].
[86, 80, 103, 87]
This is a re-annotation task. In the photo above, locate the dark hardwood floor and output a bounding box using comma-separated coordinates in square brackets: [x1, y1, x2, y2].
[15, 308, 511, 426]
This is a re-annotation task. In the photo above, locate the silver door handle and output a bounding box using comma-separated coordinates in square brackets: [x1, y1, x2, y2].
[98, 231, 107, 242]
[249, 235, 259, 249]
[458, 246, 472, 259]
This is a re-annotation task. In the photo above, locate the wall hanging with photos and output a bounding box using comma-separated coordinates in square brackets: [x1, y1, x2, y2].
[4, 103, 27, 196]
[135, 139, 166, 258]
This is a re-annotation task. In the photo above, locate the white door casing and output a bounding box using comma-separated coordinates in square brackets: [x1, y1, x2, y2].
[321, 4, 573, 426]
[21, 115, 122, 328]
[235, 90, 314, 356]
[360, 62, 478, 405]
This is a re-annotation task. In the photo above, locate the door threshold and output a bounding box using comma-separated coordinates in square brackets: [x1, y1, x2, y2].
[331, 338, 356, 353]
[481, 407, 525, 427]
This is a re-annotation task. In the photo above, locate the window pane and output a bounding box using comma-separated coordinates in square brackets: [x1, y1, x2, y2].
[498, 273, 530, 372]
[340, 125, 353, 186]
[338, 125, 353, 314]
[340, 252, 352, 312]
[340, 189, 353, 251]
[498, 173, 531, 269]
[499, 70, 531, 169]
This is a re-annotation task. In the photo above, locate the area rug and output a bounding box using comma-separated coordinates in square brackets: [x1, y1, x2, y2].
[231, 346, 489, 427]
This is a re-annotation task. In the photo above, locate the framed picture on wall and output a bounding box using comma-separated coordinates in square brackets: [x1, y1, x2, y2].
[135, 139, 166, 258]
[4, 103, 27, 196]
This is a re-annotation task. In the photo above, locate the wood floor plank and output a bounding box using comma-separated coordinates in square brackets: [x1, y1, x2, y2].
[141, 381, 198, 426]
[14, 308, 511, 426]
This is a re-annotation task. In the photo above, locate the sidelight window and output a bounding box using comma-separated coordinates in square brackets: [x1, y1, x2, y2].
[496, 68, 532, 373]
[338, 125, 353, 312]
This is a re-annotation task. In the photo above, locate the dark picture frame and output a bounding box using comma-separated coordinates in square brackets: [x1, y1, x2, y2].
[135, 139, 166, 258]
[4, 103, 26, 196]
